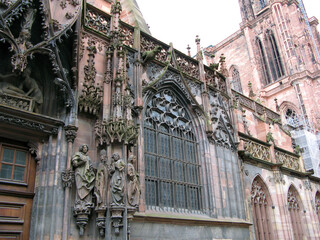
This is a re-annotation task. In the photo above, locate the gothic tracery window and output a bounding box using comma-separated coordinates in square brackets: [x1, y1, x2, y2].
[251, 178, 273, 240]
[288, 186, 305, 239]
[144, 89, 202, 212]
[285, 108, 301, 128]
[230, 67, 243, 93]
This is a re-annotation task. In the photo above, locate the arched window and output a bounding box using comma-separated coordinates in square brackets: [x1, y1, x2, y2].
[144, 89, 202, 212]
[288, 186, 305, 239]
[251, 177, 273, 240]
[315, 192, 320, 224]
[230, 67, 243, 93]
[285, 108, 301, 128]
[256, 38, 271, 85]
[265, 30, 284, 81]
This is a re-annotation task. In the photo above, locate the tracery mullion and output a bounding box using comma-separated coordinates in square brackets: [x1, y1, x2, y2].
[265, 205, 273, 239]
[256, 201, 265, 240]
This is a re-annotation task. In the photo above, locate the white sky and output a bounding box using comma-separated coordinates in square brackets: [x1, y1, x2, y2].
[136, 0, 320, 56]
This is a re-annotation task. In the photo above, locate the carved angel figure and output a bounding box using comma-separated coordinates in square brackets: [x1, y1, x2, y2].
[127, 155, 140, 207]
[72, 144, 95, 202]
[110, 152, 125, 206]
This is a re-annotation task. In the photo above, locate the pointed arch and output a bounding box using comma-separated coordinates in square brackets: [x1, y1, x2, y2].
[143, 87, 203, 212]
[279, 101, 302, 128]
[288, 185, 305, 239]
[229, 65, 243, 93]
[251, 175, 274, 240]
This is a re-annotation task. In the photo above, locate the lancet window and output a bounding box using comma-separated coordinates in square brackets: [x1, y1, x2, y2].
[144, 89, 202, 212]
[256, 38, 271, 85]
[251, 178, 273, 240]
[288, 186, 304, 239]
[266, 30, 284, 81]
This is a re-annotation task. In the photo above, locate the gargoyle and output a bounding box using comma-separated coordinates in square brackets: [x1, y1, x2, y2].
[141, 46, 162, 65]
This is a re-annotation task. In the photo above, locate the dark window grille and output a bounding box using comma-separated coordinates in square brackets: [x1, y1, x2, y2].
[144, 90, 202, 212]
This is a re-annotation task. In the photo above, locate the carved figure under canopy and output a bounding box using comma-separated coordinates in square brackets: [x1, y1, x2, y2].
[72, 144, 95, 201]
[94, 149, 108, 209]
[110, 152, 125, 206]
[19, 68, 43, 112]
[127, 155, 140, 207]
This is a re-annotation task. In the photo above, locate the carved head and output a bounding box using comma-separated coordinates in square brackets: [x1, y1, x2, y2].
[79, 144, 89, 153]
[100, 149, 107, 162]
[112, 152, 120, 161]
[128, 155, 136, 164]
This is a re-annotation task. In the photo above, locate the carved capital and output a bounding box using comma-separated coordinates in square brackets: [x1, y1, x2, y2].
[61, 168, 75, 188]
[64, 125, 78, 143]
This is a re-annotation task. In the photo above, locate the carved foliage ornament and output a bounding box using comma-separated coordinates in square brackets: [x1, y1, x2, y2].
[78, 43, 103, 116]
[95, 119, 139, 146]
[275, 150, 300, 171]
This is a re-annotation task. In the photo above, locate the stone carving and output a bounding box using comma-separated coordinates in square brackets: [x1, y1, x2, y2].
[242, 138, 271, 162]
[207, 91, 235, 149]
[94, 149, 109, 237]
[84, 7, 110, 35]
[141, 36, 168, 63]
[109, 152, 125, 235]
[110, 153, 125, 206]
[251, 179, 267, 205]
[72, 144, 95, 236]
[61, 168, 75, 188]
[275, 149, 300, 171]
[141, 45, 162, 66]
[127, 155, 140, 207]
[19, 68, 43, 113]
[78, 44, 103, 116]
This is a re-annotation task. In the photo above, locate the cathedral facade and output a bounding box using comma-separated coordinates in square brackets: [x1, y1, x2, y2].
[0, 0, 319, 239]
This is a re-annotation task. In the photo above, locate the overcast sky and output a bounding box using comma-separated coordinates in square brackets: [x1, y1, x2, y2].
[136, 0, 320, 56]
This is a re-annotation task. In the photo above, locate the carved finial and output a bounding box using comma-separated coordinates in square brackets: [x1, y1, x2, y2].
[219, 54, 228, 77]
[195, 35, 200, 45]
[248, 81, 256, 98]
[187, 44, 191, 57]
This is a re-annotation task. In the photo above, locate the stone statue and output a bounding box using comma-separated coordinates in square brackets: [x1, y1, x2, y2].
[0, 82, 26, 96]
[71, 144, 95, 236]
[94, 149, 108, 209]
[110, 152, 125, 206]
[127, 155, 140, 207]
[72, 144, 95, 202]
[141, 45, 162, 65]
[19, 68, 43, 112]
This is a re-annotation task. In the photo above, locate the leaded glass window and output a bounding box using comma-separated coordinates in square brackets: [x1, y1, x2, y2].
[144, 90, 202, 212]
[0, 146, 28, 182]
[266, 30, 284, 81]
[256, 38, 271, 85]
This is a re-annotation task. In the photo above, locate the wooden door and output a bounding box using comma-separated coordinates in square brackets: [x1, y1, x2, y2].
[0, 140, 36, 240]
